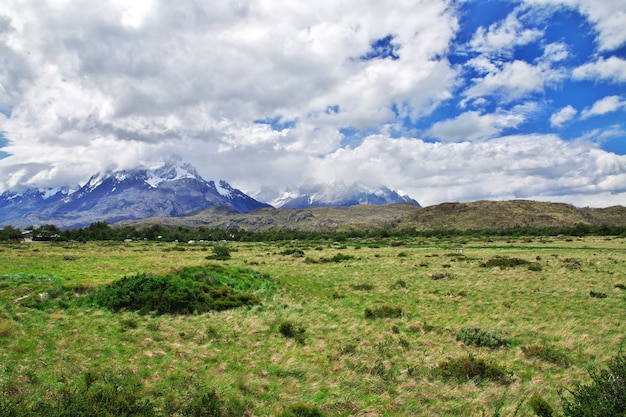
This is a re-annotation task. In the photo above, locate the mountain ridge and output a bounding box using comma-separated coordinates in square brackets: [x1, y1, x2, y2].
[114, 199, 626, 233]
[264, 181, 420, 208]
[0, 161, 419, 229]
[0, 161, 270, 229]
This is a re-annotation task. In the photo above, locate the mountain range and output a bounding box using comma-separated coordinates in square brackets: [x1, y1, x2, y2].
[259, 181, 419, 208]
[0, 161, 419, 229]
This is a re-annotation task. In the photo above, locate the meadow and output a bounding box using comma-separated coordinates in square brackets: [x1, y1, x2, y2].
[0, 235, 624, 416]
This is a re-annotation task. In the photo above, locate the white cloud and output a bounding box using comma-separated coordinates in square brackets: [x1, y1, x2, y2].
[541, 42, 569, 63]
[0, 0, 625, 211]
[524, 0, 626, 51]
[572, 56, 626, 83]
[314, 134, 626, 207]
[463, 59, 565, 102]
[469, 8, 543, 56]
[427, 110, 526, 141]
[0, 0, 461, 192]
[581, 95, 626, 119]
[550, 105, 577, 127]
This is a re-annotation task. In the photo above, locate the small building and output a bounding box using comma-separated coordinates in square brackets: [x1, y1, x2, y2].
[21, 230, 33, 243]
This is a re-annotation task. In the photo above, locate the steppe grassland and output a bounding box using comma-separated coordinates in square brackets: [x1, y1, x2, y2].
[0, 235, 624, 416]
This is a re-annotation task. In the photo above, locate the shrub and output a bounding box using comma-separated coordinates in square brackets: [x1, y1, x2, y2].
[319, 253, 355, 263]
[561, 351, 626, 417]
[456, 327, 510, 349]
[365, 305, 403, 319]
[88, 265, 270, 315]
[9, 371, 157, 417]
[522, 344, 571, 367]
[431, 272, 449, 280]
[482, 257, 530, 268]
[562, 258, 582, 270]
[278, 402, 325, 417]
[281, 248, 305, 257]
[392, 279, 407, 289]
[279, 321, 306, 345]
[182, 389, 247, 417]
[434, 355, 511, 384]
[589, 290, 608, 298]
[351, 283, 374, 291]
[529, 393, 555, 417]
[210, 244, 231, 260]
[0, 319, 14, 338]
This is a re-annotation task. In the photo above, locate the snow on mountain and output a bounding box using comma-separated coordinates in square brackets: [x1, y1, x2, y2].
[0, 161, 270, 229]
[267, 181, 420, 209]
[146, 161, 203, 187]
[0, 160, 421, 229]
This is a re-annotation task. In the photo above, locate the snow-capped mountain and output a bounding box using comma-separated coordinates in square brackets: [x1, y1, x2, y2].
[265, 181, 420, 209]
[0, 161, 270, 229]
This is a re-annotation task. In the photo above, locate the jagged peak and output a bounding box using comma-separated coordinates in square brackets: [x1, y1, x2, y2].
[268, 181, 420, 208]
[146, 161, 202, 187]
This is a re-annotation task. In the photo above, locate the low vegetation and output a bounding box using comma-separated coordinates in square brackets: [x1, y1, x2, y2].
[0, 234, 624, 416]
[433, 355, 512, 385]
[456, 327, 510, 349]
[88, 265, 268, 315]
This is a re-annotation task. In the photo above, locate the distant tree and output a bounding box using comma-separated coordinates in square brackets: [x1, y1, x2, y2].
[0, 225, 22, 241]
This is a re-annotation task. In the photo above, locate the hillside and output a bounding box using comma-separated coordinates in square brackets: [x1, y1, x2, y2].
[397, 200, 626, 230]
[115, 200, 626, 232]
[115, 203, 420, 232]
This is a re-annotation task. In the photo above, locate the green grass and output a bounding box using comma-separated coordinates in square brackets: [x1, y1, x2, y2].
[1, 236, 625, 416]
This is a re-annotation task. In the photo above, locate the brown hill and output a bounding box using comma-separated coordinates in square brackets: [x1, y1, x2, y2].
[115, 203, 419, 232]
[397, 200, 622, 230]
[115, 200, 626, 232]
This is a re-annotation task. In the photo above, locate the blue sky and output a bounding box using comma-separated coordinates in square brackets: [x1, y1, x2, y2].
[0, 0, 625, 206]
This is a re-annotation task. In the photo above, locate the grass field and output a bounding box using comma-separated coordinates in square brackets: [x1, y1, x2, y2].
[1, 235, 625, 416]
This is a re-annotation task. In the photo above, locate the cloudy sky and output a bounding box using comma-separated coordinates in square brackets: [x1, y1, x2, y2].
[0, 0, 625, 207]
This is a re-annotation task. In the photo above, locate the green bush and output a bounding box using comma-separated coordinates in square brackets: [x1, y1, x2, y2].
[522, 344, 571, 367]
[280, 248, 305, 257]
[0, 372, 250, 417]
[351, 283, 374, 291]
[529, 393, 554, 417]
[482, 257, 530, 268]
[365, 305, 403, 319]
[0, 371, 156, 417]
[561, 258, 582, 270]
[589, 290, 608, 298]
[277, 402, 325, 417]
[88, 265, 271, 315]
[434, 355, 511, 385]
[278, 321, 307, 345]
[320, 253, 355, 263]
[561, 352, 626, 417]
[456, 327, 510, 349]
[210, 244, 231, 260]
[182, 389, 247, 417]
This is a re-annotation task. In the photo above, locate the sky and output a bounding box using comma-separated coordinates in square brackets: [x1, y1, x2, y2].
[0, 0, 625, 207]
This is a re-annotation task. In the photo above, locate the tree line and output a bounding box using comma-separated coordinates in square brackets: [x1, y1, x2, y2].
[1, 221, 625, 243]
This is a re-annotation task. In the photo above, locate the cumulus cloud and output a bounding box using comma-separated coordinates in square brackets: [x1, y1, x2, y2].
[572, 56, 626, 83]
[427, 110, 526, 141]
[581, 96, 626, 119]
[550, 105, 577, 127]
[524, 0, 626, 51]
[469, 8, 543, 56]
[0, 0, 625, 209]
[463, 59, 565, 103]
[0, 0, 460, 191]
[315, 134, 626, 207]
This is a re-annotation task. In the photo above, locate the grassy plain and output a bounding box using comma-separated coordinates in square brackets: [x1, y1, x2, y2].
[1, 235, 625, 416]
